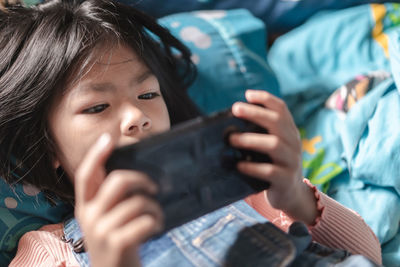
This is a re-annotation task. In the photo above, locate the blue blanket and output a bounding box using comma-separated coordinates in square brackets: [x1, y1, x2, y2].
[268, 3, 400, 266]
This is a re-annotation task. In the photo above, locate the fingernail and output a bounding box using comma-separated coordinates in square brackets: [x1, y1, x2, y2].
[97, 133, 111, 149]
[232, 102, 242, 114]
[246, 90, 257, 99]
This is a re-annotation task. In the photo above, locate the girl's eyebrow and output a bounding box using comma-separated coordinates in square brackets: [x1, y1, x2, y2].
[80, 82, 116, 94]
[78, 70, 153, 94]
[130, 70, 153, 86]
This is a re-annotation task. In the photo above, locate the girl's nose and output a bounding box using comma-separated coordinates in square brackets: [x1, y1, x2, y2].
[120, 104, 151, 136]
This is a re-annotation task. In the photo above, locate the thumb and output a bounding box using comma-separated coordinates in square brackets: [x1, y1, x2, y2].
[74, 133, 114, 206]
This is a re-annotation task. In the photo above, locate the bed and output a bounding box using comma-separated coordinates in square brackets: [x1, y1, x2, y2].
[1, 1, 399, 266]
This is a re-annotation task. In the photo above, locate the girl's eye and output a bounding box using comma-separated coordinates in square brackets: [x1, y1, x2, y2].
[138, 92, 160, 100]
[82, 104, 109, 114]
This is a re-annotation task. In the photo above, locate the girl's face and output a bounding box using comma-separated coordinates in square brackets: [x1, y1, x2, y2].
[49, 45, 170, 179]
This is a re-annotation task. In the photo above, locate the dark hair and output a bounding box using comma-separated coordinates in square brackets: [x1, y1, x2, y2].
[0, 0, 201, 203]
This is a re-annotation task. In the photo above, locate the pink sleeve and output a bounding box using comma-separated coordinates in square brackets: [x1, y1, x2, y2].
[9, 224, 80, 267]
[245, 179, 382, 265]
[303, 179, 382, 265]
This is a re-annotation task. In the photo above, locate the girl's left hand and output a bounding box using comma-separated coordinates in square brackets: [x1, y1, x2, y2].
[74, 134, 163, 267]
[229, 89, 318, 225]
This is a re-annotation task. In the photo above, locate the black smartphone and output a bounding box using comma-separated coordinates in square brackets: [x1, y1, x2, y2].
[105, 109, 271, 232]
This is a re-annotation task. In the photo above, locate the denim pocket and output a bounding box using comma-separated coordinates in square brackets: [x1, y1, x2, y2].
[167, 200, 268, 266]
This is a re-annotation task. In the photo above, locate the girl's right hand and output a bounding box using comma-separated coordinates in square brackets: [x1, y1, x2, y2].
[74, 133, 163, 267]
[230, 90, 317, 225]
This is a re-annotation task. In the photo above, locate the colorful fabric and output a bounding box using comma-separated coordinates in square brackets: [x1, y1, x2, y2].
[300, 71, 391, 192]
[325, 71, 391, 114]
[268, 3, 400, 126]
[268, 3, 400, 266]
[0, 179, 72, 265]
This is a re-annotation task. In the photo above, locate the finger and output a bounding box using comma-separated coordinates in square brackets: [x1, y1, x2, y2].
[232, 99, 295, 133]
[245, 90, 299, 140]
[93, 170, 158, 214]
[230, 132, 299, 167]
[237, 89, 296, 131]
[96, 195, 163, 237]
[236, 161, 289, 188]
[232, 102, 276, 131]
[232, 100, 300, 149]
[110, 213, 164, 250]
[245, 89, 288, 113]
[75, 133, 113, 206]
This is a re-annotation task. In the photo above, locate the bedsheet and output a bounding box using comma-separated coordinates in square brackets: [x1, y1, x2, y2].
[268, 3, 400, 266]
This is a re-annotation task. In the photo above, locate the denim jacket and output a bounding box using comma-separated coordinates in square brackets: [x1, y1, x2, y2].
[64, 200, 277, 267]
[63, 199, 379, 267]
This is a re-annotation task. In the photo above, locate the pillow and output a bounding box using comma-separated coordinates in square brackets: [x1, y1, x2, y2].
[158, 9, 280, 114]
[0, 179, 72, 265]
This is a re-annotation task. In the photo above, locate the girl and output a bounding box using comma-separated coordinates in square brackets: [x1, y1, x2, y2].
[0, 0, 381, 266]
